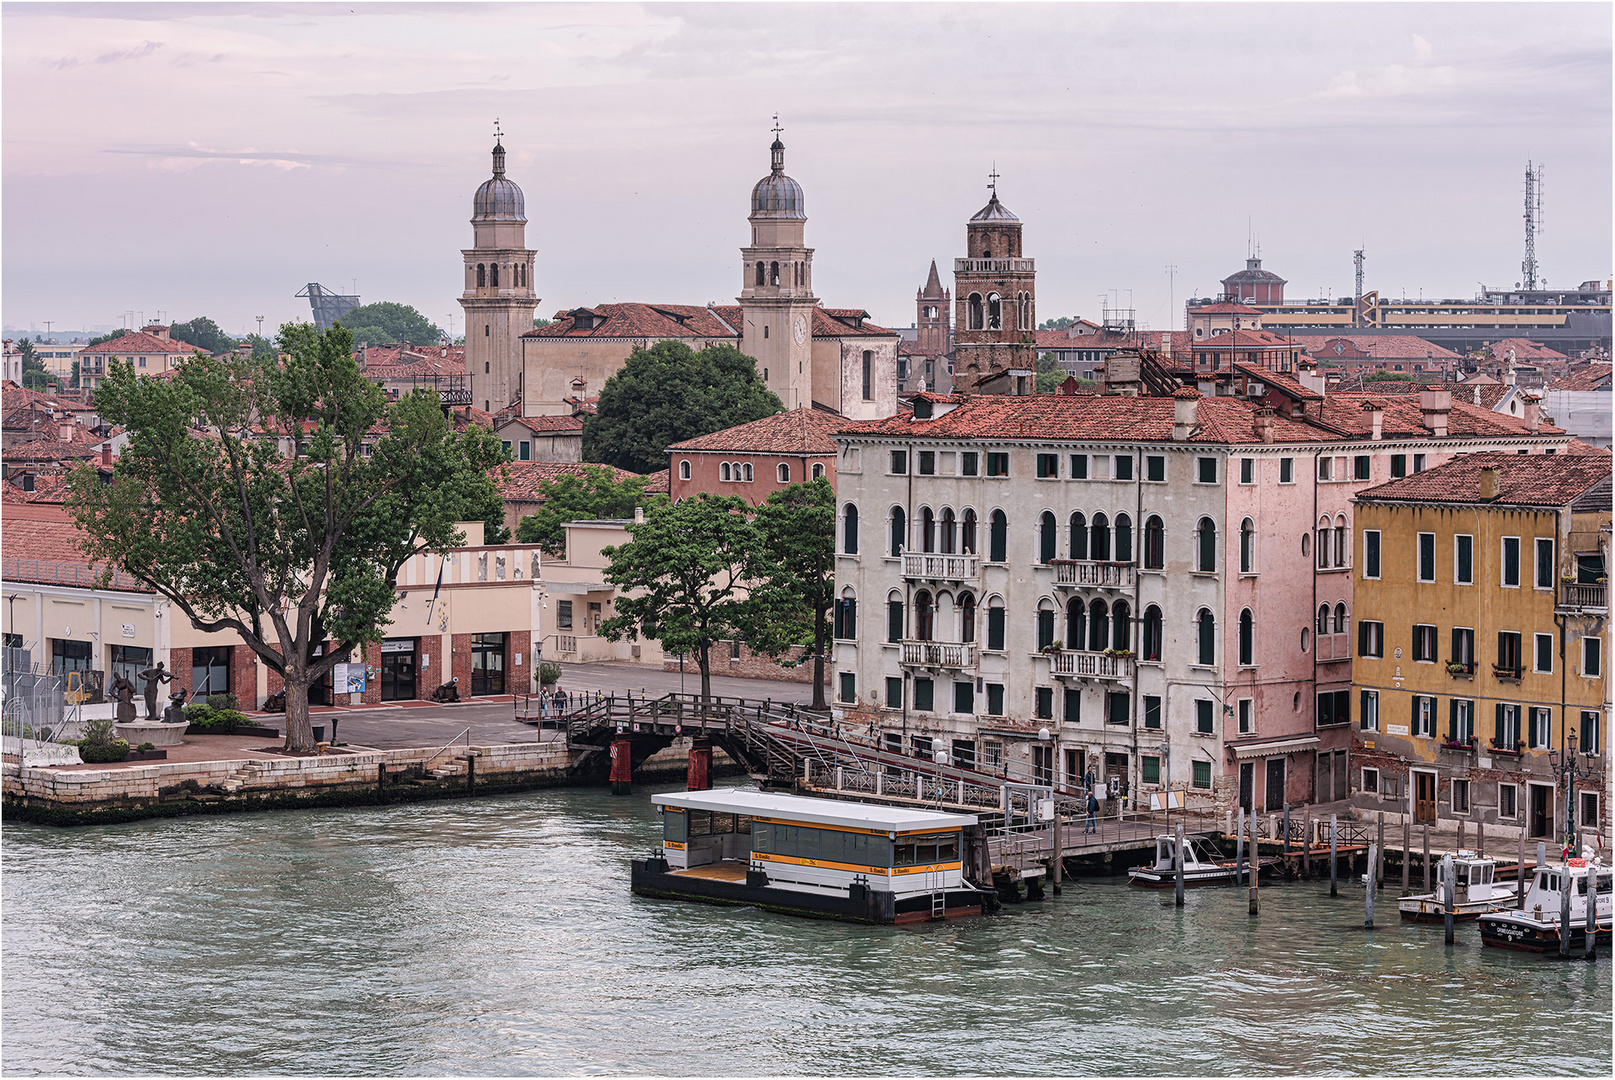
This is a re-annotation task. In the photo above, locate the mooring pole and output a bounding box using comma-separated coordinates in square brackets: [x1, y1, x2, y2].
[1283, 802, 1291, 856]
[1174, 821, 1186, 907]
[1422, 824, 1432, 891]
[1330, 814, 1339, 897]
[1585, 869, 1598, 962]
[1517, 828, 1528, 909]
[1477, 820, 1485, 859]
[1236, 807, 1245, 887]
[1052, 810, 1063, 895]
[1443, 853, 1456, 945]
[1249, 813, 1260, 915]
[1302, 810, 1312, 879]
[1375, 812, 1386, 890]
[1560, 865, 1573, 959]
[1402, 814, 1412, 892]
[1365, 844, 1377, 928]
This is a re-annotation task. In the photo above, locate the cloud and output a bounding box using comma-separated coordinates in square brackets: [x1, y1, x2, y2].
[99, 142, 368, 172]
[1412, 33, 1433, 61]
[53, 39, 163, 69]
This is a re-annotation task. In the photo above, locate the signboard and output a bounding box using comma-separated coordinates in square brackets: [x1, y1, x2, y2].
[1151, 790, 1184, 811]
[380, 639, 415, 654]
[333, 663, 366, 694]
[1387, 724, 1410, 737]
[121, 624, 136, 639]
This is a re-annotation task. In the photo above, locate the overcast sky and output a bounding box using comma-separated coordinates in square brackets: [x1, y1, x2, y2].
[3, 1, 1610, 340]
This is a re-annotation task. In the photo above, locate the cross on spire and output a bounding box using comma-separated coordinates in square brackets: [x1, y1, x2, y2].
[988, 164, 1000, 196]
[494, 117, 504, 141]
[771, 113, 783, 140]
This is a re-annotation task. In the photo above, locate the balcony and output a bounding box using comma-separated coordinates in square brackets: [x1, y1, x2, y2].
[1316, 634, 1350, 662]
[900, 640, 974, 669]
[1492, 665, 1523, 684]
[954, 257, 1036, 275]
[901, 553, 979, 583]
[1050, 560, 1136, 590]
[1557, 582, 1608, 614]
[1049, 649, 1134, 682]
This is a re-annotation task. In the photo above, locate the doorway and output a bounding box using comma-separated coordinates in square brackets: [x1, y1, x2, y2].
[1239, 761, 1255, 812]
[379, 640, 417, 702]
[1065, 748, 1085, 788]
[1528, 782, 1555, 840]
[1265, 756, 1286, 811]
[1032, 745, 1054, 785]
[1414, 770, 1437, 824]
[470, 633, 506, 696]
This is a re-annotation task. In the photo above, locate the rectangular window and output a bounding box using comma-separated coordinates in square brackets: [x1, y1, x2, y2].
[1452, 627, 1474, 669]
[1239, 458, 1254, 484]
[982, 740, 1002, 769]
[1036, 453, 1058, 479]
[1279, 457, 1294, 484]
[1584, 711, 1604, 755]
[1585, 636, 1603, 678]
[1143, 694, 1161, 729]
[1391, 453, 1407, 478]
[986, 606, 1005, 650]
[1535, 538, 1554, 589]
[1358, 620, 1384, 658]
[1063, 686, 1081, 724]
[1364, 531, 1381, 579]
[1502, 537, 1520, 587]
[1069, 454, 1087, 479]
[1196, 457, 1217, 484]
[986, 452, 1009, 477]
[1034, 686, 1053, 720]
[1495, 703, 1521, 751]
[1452, 779, 1470, 815]
[1528, 706, 1552, 750]
[1497, 631, 1521, 674]
[191, 645, 233, 697]
[1412, 624, 1436, 662]
[1450, 698, 1474, 744]
[918, 450, 936, 475]
[890, 450, 908, 475]
[1417, 533, 1435, 582]
[1106, 691, 1129, 726]
[1145, 455, 1166, 482]
[1195, 699, 1214, 735]
[953, 681, 974, 714]
[1412, 694, 1435, 738]
[1318, 457, 1333, 480]
[1413, 454, 1426, 472]
[519, 440, 532, 461]
[1499, 783, 1518, 820]
[1534, 632, 1553, 673]
[1580, 791, 1599, 833]
[1455, 535, 1473, 584]
[838, 672, 856, 704]
[961, 452, 979, 477]
[1141, 755, 1161, 785]
[1360, 689, 1379, 731]
[1237, 698, 1253, 735]
[914, 678, 934, 712]
[885, 677, 903, 709]
[1114, 454, 1134, 480]
[1354, 455, 1371, 480]
[1363, 767, 1380, 793]
[557, 599, 574, 629]
[1192, 760, 1212, 789]
[986, 683, 1005, 716]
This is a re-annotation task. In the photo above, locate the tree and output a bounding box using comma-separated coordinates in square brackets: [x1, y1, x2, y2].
[169, 316, 237, 356]
[514, 465, 666, 556]
[599, 493, 756, 705]
[243, 333, 278, 361]
[336, 302, 441, 345]
[87, 328, 128, 348]
[740, 478, 836, 709]
[1035, 351, 1066, 393]
[1365, 371, 1416, 382]
[18, 339, 51, 389]
[67, 322, 505, 753]
[533, 318, 553, 329]
[1039, 316, 1077, 331]
[583, 340, 783, 474]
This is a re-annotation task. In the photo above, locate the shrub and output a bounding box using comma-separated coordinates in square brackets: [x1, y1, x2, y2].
[183, 701, 216, 724]
[207, 692, 240, 713]
[538, 663, 562, 687]
[81, 713, 119, 745]
[185, 705, 249, 732]
[79, 739, 131, 763]
[138, 742, 155, 752]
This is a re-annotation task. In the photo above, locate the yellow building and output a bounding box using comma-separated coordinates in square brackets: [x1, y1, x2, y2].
[1350, 452, 1610, 849]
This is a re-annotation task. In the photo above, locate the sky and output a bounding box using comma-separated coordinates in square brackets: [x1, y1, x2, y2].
[3, 1, 1611, 340]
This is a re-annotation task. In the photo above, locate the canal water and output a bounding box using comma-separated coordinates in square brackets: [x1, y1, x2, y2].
[3, 785, 1610, 1077]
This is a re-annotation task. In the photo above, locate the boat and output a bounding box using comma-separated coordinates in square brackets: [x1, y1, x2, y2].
[631, 788, 999, 924]
[1398, 853, 1519, 922]
[1477, 854, 1613, 953]
[1126, 835, 1271, 888]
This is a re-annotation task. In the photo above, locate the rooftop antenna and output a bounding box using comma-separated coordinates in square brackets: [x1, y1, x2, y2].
[1165, 263, 1178, 326]
[1522, 160, 1543, 290]
[1353, 248, 1365, 328]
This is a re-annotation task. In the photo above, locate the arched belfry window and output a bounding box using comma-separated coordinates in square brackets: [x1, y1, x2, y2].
[967, 293, 984, 331]
[987, 292, 1002, 330]
[477, 264, 486, 288]
[756, 262, 765, 286]
[490, 264, 499, 287]
[770, 261, 780, 286]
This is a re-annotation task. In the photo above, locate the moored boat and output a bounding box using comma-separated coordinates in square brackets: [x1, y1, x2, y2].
[1478, 855, 1612, 953]
[1398, 853, 1519, 922]
[1127, 835, 1270, 888]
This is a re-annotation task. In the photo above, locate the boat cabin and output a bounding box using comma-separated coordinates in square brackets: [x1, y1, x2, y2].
[1438, 857, 1501, 903]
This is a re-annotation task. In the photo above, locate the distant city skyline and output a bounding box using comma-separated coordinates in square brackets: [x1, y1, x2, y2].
[3, 2, 1610, 340]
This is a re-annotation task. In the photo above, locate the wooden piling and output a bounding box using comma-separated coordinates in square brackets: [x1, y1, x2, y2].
[1517, 828, 1528, 909]
[1051, 812, 1063, 895]
[1477, 820, 1485, 859]
[377, 762, 386, 802]
[1402, 815, 1411, 892]
[1236, 807, 1245, 887]
[1560, 864, 1573, 958]
[1365, 844, 1377, 928]
[1302, 810, 1311, 878]
[1375, 813, 1385, 890]
[1249, 813, 1260, 915]
[1422, 824, 1431, 891]
[1174, 822, 1186, 907]
[1330, 814, 1339, 897]
[467, 753, 476, 796]
[1443, 853, 1456, 945]
[1586, 868, 1598, 962]
[1283, 803, 1291, 855]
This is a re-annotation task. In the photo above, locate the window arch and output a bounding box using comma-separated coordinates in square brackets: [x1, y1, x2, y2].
[987, 292, 1002, 330]
[1112, 599, 1131, 652]
[1239, 608, 1254, 666]
[915, 590, 935, 641]
[940, 508, 956, 554]
[477, 263, 486, 287]
[720, 462, 732, 482]
[1115, 513, 1133, 563]
[1301, 532, 1311, 558]
[989, 510, 1008, 562]
[967, 293, 984, 331]
[1240, 518, 1256, 574]
[1333, 602, 1348, 635]
[959, 593, 977, 643]
[1196, 517, 1217, 572]
[756, 261, 766, 286]
[1301, 628, 1310, 653]
[742, 463, 753, 482]
[890, 506, 906, 556]
[778, 463, 790, 483]
[921, 507, 936, 553]
[1143, 515, 1164, 570]
[834, 587, 857, 641]
[770, 261, 780, 286]
[1142, 605, 1163, 661]
[1197, 608, 1216, 665]
[1317, 604, 1330, 636]
[1090, 512, 1111, 562]
[1036, 597, 1057, 650]
[843, 504, 859, 554]
[1316, 516, 1332, 569]
[1039, 510, 1058, 563]
[1334, 514, 1348, 568]
[886, 590, 905, 643]
[812, 463, 824, 480]
[490, 264, 499, 287]
[1069, 511, 1088, 560]
[961, 508, 978, 555]
[1088, 599, 1110, 652]
[1018, 292, 1032, 331]
[679, 460, 691, 481]
[1066, 597, 1086, 648]
[763, 325, 770, 339]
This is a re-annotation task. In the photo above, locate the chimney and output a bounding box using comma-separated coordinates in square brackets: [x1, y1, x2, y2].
[1172, 387, 1200, 441]
[1479, 466, 1500, 501]
[1419, 386, 1451, 437]
[1472, 384, 1483, 405]
[59, 422, 73, 441]
[1253, 406, 1276, 444]
[1523, 397, 1541, 433]
[101, 443, 112, 467]
[633, 505, 645, 524]
[1361, 398, 1384, 441]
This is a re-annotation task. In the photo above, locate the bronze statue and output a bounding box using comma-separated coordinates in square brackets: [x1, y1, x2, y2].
[138, 662, 173, 720]
[110, 674, 138, 722]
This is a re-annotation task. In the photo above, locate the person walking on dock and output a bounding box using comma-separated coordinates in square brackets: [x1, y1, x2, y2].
[1085, 789, 1099, 834]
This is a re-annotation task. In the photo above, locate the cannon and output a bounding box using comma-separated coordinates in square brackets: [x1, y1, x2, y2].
[430, 677, 460, 704]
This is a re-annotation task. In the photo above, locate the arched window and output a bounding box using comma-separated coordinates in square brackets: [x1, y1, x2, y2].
[1019, 292, 1032, 331]
[1197, 608, 1216, 666]
[720, 462, 732, 481]
[770, 261, 780, 286]
[1334, 602, 1348, 635]
[517, 263, 525, 287]
[1036, 599, 1057, 650]
[764, 325, 770, 339]
[1088, 599, 1109, 653]
[989, 510, 1008, 562]
[490, 264, 499, 287]
[1239, 609, 1254, 666]
[742, 463, 753, 482]
[967, 293, 984, 330]
[1334, 515, 1348, 568]
[812, 463, 824, 480]
[1301, 532, 1311, 558]
[1066, 597, 1086, 648]
[921, 507, 936, 553]
[477, 264, 486, 287]
[987, 292, 1002, 330]
[778, 463, 790, 483]
[890, 506, 906, 556]
[940, 508, 956, 554]
[843, 504, 859, 554]
[1039, 511, 1057, 563]
[1142, 605, 1163, 661]
[1240, 518, 1256, 574]
[1143, 515, 1164, 570]
[1316, 604, 1330, 635]
[915, 590, 934, 641]
[887, 591, 905, 643]
[961, 509, 978, 555]
[1115, 513, 1133, 563]
[678, 460, 691, 481]
[1112, 599, 1131, 652]
[1316, 516, 1331, 569]
[960, 593, 976, 642]
[1069, 511, 1088, 560]
[1196, 517, 1217, 572]
[1301, 628, 1310, 653]
[756, 261, 766, 286]
[834, 587, 857, 641]
[1090, 512, 1111, 562]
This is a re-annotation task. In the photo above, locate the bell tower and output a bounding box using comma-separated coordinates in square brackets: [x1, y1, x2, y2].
[738, 120, 817, 410]
[460, 126, 539, 415]
[953, 169, 1037, 393]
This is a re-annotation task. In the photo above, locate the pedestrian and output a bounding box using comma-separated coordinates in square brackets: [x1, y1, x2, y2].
[1085, 789, 1099, 834]
[1083, 766, 1096, 794]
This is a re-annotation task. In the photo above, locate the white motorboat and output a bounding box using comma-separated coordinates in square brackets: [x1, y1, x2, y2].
[1127, 835, 1270, 888]
[1478, 853, 1612, 953]
[1398, 853, 1519, 922]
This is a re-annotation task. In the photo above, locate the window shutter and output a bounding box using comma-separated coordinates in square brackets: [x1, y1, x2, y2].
[1359, 621, 1369, 656]
[1412, 695, 1420, 729]
[1449, 699, 1458, 742]
[887, 601, 903, 643]
[987, 607, 1006, 650]
[1495, 703, 1505, 746]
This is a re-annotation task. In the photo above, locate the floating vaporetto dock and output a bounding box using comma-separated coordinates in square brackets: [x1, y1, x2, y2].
[632, 789, 997, 924]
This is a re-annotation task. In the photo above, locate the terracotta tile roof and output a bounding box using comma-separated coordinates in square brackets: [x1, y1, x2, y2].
[1033, 328, 1105, 349]
[524, 303, 741, 341]
[2, 438, 98, 464]
[1, 470, 73, 505]
[641, 468, 671, 494]
[1487, 337, 1569, 363]
[1566, 438, 1612, 456]
[503, 414, 585, 435]
[668, 407, 842, 454]
[706, 305, 895, 340]
[1356, 451, 1612, 507]
[1549, 366, 1611, 391]
[1312, 334, 1462, 361]
[1193, 328, 1308, 350]
[1316, 392, 1562, 439]
[496, 461, 642, 502]
[78, 330, 204, 357]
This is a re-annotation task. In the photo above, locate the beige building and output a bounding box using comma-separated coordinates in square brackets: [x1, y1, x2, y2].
[76, 326, 205, 389]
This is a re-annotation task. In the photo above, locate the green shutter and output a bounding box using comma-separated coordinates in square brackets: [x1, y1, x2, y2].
[914, 678, 933, 712]
[1449, 698, 1458, 742]
[1064, 687, 1081, 724]
[987, 607, 1006, 650]
[887, 600, 903, 643]
[990, 512, 1007, 562]
[1495, 703, 1505, 746]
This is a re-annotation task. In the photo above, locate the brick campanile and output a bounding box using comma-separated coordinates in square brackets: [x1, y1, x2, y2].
[461, 134, 539, 414]
[952, 173, 1037, 393]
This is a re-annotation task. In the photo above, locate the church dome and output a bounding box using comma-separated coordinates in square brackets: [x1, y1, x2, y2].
[970, 192, 1019, 223]
[750, 136, 806, 220]
[473, 141, 526, 222]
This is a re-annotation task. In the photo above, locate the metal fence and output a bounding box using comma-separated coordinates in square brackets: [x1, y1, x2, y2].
[3, 558, 145, 591]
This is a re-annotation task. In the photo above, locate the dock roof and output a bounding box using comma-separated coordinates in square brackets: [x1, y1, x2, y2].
[651, 788, 977, 832]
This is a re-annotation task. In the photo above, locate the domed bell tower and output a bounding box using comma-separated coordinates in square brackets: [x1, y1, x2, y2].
[460, 131, 539, 415]
[953, 169, 1037, 393]
[738, 121, 816, 410]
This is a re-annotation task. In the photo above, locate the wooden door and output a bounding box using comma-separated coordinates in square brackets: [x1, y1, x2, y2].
[1414, 770, 1437, 824]
[1529, 783, 1554, 839]
[1239, 762, 1254, 812]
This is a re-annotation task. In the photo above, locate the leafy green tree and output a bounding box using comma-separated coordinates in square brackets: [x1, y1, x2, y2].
[169, 316, 237, 355]
[87, 328, 128, 348]
[67, 322, 505, 753]
[244, 333, 278, 361]
[740, 478, 837, 709]
[1365, 371, 1416, 382]
[599, 493, 757, 705]
[18, 339, 52, 388]
[583, 340, 783, 474]
[515, 465, 666, 556]
[1039, 316, 1077, 331]
[533, 318, 553, 329]
[337, 302, 441, 345]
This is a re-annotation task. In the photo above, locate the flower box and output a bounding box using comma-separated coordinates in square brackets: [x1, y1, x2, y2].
[1491, 666, 1522, 683]
[1440, 739, 1476, 751]
[1489, 740, 1523, 757]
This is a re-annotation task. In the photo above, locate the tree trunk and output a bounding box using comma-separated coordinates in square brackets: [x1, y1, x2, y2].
[810, 647, 826, 710]
[697, 645, 712, 718]
[282, 665, 316, 754]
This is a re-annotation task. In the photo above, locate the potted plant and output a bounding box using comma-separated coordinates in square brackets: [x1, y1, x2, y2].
[1041, 643, 1063, 655]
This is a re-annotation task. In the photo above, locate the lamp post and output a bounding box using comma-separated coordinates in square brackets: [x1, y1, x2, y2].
[1549, 728, 1595, 859]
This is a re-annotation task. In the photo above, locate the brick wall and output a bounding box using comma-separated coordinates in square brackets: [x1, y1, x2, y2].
[231, 645, 257, 709]
[358, 641, 383, 705]
[419, 635, 444, 697]
[168, 647, 192, 707]
[451, 633, 473, 693]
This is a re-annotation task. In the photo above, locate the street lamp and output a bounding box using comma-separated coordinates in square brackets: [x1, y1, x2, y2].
[1548, 728, 1596, 858]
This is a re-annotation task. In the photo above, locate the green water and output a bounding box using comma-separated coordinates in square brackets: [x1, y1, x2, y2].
[2, 785, 1609, 1076]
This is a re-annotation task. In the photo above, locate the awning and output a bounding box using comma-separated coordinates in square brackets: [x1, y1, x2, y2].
[540, 581, 610, 595]
[1229, 735, 1321, 760]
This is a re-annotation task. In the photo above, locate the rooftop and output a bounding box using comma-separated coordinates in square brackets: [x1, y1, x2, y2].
[1355, 451, 1612, 508]
[668, 407, 842, 455]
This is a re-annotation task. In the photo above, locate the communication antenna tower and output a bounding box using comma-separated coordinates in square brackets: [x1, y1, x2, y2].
[1522, 161, 1543, 290]
[1353, 249, 1365, 327]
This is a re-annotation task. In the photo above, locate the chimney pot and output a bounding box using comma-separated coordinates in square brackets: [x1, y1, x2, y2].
[1523, 397, 1541, 433]
[1479, 466, 1500, 501]
[633, 506, 645, 524]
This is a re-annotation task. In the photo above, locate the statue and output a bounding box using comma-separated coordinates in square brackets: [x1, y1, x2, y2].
[138, 662, 173, 720]
[163, 687, 189, 724]
[110, 674, 138, 722]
